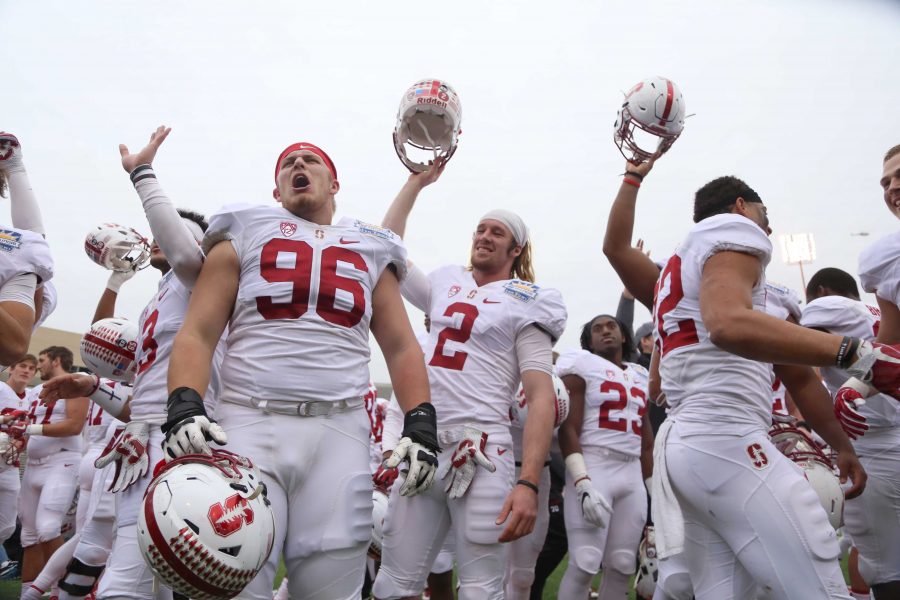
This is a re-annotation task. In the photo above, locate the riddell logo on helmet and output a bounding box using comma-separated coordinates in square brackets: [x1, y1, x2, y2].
[417, 97, 447, 108]
[208, 493, 255, 537]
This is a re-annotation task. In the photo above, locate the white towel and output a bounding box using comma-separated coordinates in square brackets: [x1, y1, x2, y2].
[650, 418, 685, 558]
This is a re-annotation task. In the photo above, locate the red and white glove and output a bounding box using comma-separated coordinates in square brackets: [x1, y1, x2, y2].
[847, 341, 900, 401]
[0, 432, 19, 466]
[835, 378, 870, 440]
[373, 464, 399, 491]
[443, 427, 496, 499]
[0, 132, 24, 170]
[95, 421, 150, 492]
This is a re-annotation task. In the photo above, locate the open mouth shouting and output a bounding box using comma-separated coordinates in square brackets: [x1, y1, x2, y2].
[292, 173, 310, 192]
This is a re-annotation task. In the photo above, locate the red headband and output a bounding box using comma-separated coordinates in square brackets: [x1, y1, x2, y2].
[274, 142, 338, 183]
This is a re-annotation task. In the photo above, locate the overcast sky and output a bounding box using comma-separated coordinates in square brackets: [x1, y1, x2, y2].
[3, 0, 899, 382]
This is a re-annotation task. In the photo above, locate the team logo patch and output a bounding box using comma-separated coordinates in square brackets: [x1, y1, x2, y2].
[0, 229, 23, 252]
[354, 220, 395, 240]
[280, 221, 297, 237]
[746, 443, 769, 470]
[448, 285, 461, 297]
[606, 370, 617, 379]
[503, 279, 539, 303]
[208, 493, 254, 537]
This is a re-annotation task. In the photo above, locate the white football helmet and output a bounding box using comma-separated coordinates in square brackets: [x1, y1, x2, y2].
[80, 317, 139, 383]
[633, 525, 658, 599]
[614, 76, 686, 164]
[138, 450, 275, 600]
[368, 488, 390, 561]
[769, 419, 844, 529]
[510, 374, 570, 429]
[393, 79, 462, 173]
[84, 223, 151, 272]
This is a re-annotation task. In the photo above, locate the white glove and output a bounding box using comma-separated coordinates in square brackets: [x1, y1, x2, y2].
[162, 415, 228, 460]
[382, 437, 438, 497]
[0, 132, 24, 172]
[95, 422, 150, 492]
[575, 478, 612, 528]
[106, 266, 138, 293]
[442, 426, 496, 499]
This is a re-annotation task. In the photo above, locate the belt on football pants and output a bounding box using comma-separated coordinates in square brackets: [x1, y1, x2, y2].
[225, 395, 364, 417]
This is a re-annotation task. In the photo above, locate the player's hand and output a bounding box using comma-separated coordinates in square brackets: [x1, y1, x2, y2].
[834, 380, 869, 440]
[835, 449, 867, 500]
[95, 422, 150, 492]
[406, 155, 447, 190]
[0, 409, 28, 426]
[106, 265, 139, 293]
[575, 478, 612, 528]
[496, 483, 538, 542]
[443, 427, 496, 499]
[373, 464, 399, 491]
[0, 132, 24, 171]
[383, 437, 437, 497]
[161, 387, 227, 460]
[847, 341, 900, 401]
[40, 373, 98, 405]
[624, 153, 658, 177]
[119, 125, 171, 175]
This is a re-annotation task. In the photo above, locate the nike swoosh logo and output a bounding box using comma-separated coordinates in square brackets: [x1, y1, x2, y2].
[497, 448, 508, 455]
[339, 238, 359, 244]
[63, 464, 73, 467]
[483, 299, 501, 304]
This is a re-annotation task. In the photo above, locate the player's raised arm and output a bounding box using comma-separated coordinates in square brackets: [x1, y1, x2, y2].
[120, 126, 205, 288]
[381, 156, 446, 239]
[0, 132, 46, 236]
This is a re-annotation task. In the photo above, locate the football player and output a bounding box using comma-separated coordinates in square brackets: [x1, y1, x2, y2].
[162, 140, 437, 600]
[801, 267, 900, 599]
[859, 143, 900, 344]
[0, 354, 35, 553]
[372, 159, 566, 600]
[40, 126, 221, 600]
[16, 346, 88, 599]
[652, 176, 877, 598]
[556, 315, 652, 600]
[0, 132, 54, 366]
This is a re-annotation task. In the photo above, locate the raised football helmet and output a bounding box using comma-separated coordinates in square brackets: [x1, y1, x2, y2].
[138, 450, 275, 600]
[80, 317, 139, 383]
[368, 488, 390, 561]
[510, 374, 570, 429]
[393, 79, 462, 173]
[614, 77, 686, 164]
[769, 418, 844, 529]
[633, 525, 658, 599]
[84, 223, 151, 272]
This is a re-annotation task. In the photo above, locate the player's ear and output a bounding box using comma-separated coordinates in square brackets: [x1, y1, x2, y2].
[273, 187, 280, 202]
[330, 178, 340, 195]
[511, 244, 523, 258]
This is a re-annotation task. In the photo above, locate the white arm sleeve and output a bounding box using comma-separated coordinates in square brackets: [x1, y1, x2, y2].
[0, 272, 37, 309]
[131, 165, 205, 289]
[516, 324, 554, 375]
[7, 169, 46, 236]
[381, 395, 404, 454]
[399, 262, 431, 313]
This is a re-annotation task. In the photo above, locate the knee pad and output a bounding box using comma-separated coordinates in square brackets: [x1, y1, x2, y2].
[58, 557, 105, 597]
[507, 567, 535, 591]
[73, 541, 110, 569]
[36, 523, 61, 543]
[657, 571, 693, 600]
[570, 545, 603, 575]
[606, 549, 637, 576]
[457, 579, 501, 600]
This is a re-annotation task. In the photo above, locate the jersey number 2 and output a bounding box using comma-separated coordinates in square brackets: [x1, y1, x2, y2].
[429, 302, 479, 371]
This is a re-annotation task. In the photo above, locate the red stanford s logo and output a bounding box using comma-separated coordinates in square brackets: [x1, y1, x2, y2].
[208, 493, 254, 537]
[746, 443, 769, 470]
[280, 221, 297, 237]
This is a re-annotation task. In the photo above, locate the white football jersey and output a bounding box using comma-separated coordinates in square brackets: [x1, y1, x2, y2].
[654, 214, 773, 434]
[800, 296, 900, 442]
[859, 231, 900, 306]
[130, 271, 223, 424]
[764, 282, 801, 415]
[24, 384, 82, 460]
[410, 265, 566, 438]
[205, 204, 408, 402]
[0, 383, 27, 472]
[0, 225, 53, 286]
[556, 349, 648, 457]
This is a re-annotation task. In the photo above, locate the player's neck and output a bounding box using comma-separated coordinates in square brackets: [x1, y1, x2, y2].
[471, 264, 514, 287]
[6, 380, 26, 395]
[283, 203, 334, 226]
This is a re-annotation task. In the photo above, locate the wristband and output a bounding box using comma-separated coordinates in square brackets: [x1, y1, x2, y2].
[623, 177, 641, 188]
[26, 424, 43, 436]
[87, 374, 101, 396]
[625, 170, 645, 181]
[401, 402, 440, 452]
[516, 479, 539, 494]
[836, 336, 861, 369]
[130, 164, 156, 185]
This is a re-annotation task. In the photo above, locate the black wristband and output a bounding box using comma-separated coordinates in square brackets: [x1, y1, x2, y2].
[130, 164, 156, 185]
[836, 336, 860, 369]
[623, 170, 645, 181]
[402, 402, 440, 452]
[516, 479, 539, 494]
[162, 387, 207, 434]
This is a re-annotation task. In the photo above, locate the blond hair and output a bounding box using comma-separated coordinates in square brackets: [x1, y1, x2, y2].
[511, 241, 535, 282]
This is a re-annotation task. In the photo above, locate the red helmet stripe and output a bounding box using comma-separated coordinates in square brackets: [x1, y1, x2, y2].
[659, 79, 675, 125]
[83, 333, 135, 361]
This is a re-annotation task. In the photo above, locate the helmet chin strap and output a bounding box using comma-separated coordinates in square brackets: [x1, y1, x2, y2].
[416, 119, 440, 163]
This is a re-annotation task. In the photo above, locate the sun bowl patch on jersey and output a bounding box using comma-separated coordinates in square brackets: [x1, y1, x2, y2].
[503, 279, 540, 303]
[353, 220, 397, 241]
[0, 229, 23, 252]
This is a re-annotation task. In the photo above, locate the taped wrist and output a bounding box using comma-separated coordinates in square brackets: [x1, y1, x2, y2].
[89, 379, 129, 418]
[401, 402, 440, 452]
[162, 387, 207, 434]
[565, 452, 590, 485]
